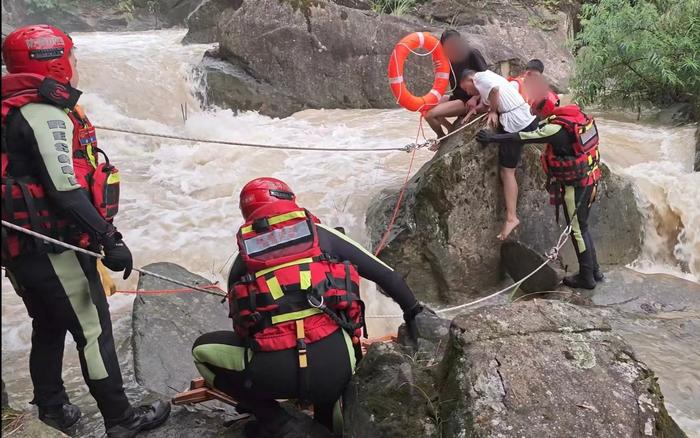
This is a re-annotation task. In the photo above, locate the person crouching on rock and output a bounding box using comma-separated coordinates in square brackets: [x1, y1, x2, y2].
[424, 29, 489, 149]
[1, 25, 171, 436]
[459, 68, 539, 241]
[476, 100, 604, 289]
[192, 177, 423, 437]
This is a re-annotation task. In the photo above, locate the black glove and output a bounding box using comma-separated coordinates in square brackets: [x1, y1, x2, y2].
[476, 129, 494, 145]
[102, 231, 133, 280]
[403, 303, 424, 347]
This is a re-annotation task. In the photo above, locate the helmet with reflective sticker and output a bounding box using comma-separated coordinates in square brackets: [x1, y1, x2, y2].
[239, 177, 297, 221]
[2, 24, 74, 83]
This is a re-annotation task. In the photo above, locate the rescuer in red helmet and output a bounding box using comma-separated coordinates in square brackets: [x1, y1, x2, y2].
[1, 25, 170, 436]
[476, 100, 604, 289]
[192, 177, 424, 436]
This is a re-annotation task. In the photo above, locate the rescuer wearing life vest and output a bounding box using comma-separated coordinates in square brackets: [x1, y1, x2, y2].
[192, 177, 423, 437]
[476, 100, 604, 289]
[424, 29, 488, 146]
[508, 59, 560, 114]
[1, 25, 170, 436]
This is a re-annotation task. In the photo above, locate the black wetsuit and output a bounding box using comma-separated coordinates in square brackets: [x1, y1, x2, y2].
[3, 103, 132, 427]
[449, 49, 488, 103]
[486, 123, 601, 276]
[193, 223, 419, 430]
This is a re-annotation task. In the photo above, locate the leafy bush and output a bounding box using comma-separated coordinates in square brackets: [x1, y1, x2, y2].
[571, 0, 700, 114]
[372, 0, 416, 15]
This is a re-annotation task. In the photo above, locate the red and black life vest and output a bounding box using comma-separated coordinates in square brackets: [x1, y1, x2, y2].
[1, 73, 120, 259]
[540, 105, 602, 187]
[229, 202, 365, 358]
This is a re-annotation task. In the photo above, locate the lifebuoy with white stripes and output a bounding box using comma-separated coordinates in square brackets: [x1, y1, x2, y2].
[387, 32, 451, 113]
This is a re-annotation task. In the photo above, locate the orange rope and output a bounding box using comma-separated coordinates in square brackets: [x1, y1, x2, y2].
[114, 284, 226, 296]
[374, 116, 424, 256]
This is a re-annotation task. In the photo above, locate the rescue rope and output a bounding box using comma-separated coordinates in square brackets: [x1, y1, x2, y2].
[1, 220, 227, 298]
[114, 285, 225, 295]
[94, 126, 407, 153]
[365, 221, 573, 319]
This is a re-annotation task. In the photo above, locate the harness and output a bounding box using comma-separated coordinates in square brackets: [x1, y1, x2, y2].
[539, 105, 602, 221]
[229, 206, 365, 400]
[1, 73, 120, 261]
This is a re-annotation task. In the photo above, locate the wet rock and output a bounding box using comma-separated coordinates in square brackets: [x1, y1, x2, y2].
[195, 50, 308, 118]
[440, 300, 686, 437]
[183, 0, 239, 44]
[344, 341, 441, 437]
[132, 262, 230, 396]
[1, 408, 67, 438]
[205, 0, 573, 116]
[366, 126, 642, 304]
[500, 240, 564, 293]
[585, 268, 700, 315]
[346, 300, 686, 437]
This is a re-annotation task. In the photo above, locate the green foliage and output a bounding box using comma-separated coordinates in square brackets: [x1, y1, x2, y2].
[571, 0, 700, 113]
[372, 0, 417, 16]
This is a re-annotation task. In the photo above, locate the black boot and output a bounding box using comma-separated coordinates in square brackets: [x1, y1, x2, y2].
[563, 269, 596, 290]
[105, 400, 171, 438]
[38, 403, 82, 432]
[593, 268, 604, 282]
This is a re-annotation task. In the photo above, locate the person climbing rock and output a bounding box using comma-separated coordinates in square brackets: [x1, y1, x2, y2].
[424, 29, 488, 148]
[192, 177, 423, 437]
[476, 100, 604, 289]
[508, 59, 560, 113]
[459, 68, 538, 241]
[1, 25, 170, 436]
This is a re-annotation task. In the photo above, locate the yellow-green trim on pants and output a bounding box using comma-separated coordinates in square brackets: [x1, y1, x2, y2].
[564, 186, 587, 252]
[192, 343, 251, 386]
[49, 251, 108, 380]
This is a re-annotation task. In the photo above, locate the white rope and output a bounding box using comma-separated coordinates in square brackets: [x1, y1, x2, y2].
[95, 126, 403, 153]
[365, 220, 573, 319]
[402, 113, 486, 152]
[1, 220, 226, 297]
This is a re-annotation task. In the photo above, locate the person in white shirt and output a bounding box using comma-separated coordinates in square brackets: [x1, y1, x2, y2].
[459, 69, 539, 240]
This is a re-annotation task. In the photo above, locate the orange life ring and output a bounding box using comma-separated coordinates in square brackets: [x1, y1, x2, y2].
[387, 32, 451, 113]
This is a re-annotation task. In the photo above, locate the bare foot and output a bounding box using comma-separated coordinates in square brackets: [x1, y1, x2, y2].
[497, 218, 520, 241]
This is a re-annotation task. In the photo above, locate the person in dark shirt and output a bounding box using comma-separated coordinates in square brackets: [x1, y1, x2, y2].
[424, 29, 488, 147]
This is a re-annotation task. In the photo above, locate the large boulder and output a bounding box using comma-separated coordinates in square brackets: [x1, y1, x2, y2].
[182, 0, 238, 44]
[131, 262, 230, 396]
[346, 300, 687, 437]
[440, 300, 686, 437]
[201, 0, 574, 116]
[366, 125, 642, 304]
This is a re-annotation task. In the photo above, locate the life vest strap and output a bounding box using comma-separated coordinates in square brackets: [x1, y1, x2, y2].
[295, 319, 310, 402]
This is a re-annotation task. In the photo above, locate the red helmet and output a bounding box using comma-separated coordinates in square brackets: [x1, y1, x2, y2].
[239, 177, 297, 220]
[2, 24, 74, 83]
[533, 96, 558, 118]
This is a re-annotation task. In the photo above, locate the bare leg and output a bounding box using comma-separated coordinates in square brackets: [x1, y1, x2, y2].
[425, 100, 468, 138]
[498, 167, 520, 240]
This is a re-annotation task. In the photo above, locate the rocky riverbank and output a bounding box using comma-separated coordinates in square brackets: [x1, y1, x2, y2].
[125, 262, 694, 437]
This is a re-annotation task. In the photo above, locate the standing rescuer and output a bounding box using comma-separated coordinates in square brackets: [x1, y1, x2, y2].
[1, 25, 170, 436]
[476, 99, 604, 289]
[192, 177, 423, 437]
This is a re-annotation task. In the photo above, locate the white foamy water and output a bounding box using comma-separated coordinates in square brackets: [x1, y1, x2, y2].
[2, 29, 698, 435]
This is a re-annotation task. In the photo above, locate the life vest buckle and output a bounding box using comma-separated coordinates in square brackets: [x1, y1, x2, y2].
[252, 217, 270, 233]
[307, 294, 324, 309]
[240, 273, 256, 284]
